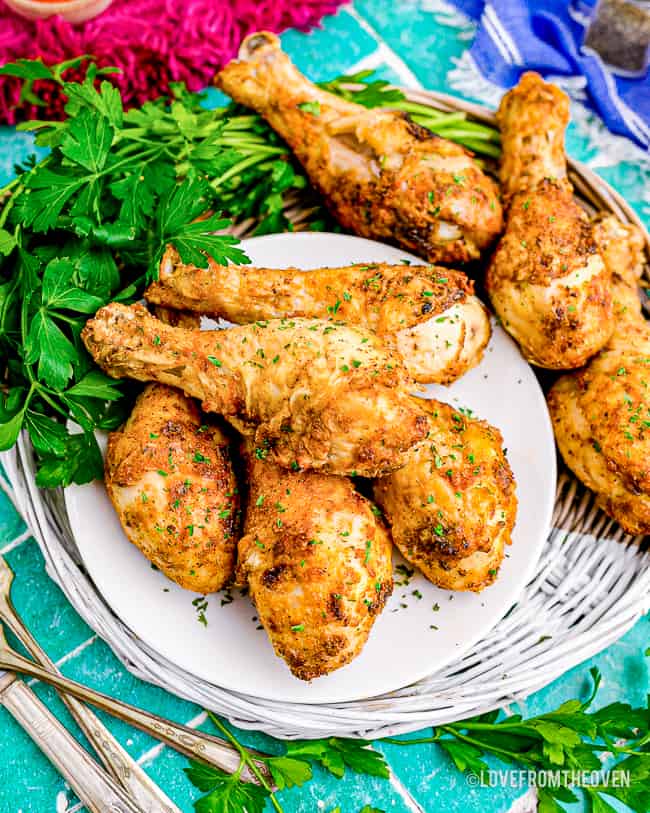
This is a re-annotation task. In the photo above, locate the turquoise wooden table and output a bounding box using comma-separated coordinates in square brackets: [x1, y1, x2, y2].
[1, 2, 649, 810]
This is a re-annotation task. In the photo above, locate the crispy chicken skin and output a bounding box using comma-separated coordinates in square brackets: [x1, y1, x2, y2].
[486, 72, 613, 369]
[146, 249, 491, 384]
[592, 214, 645, 289]
[216, 32, 503, 265]
[548, 219, 650, 535]
[105, 384, 239, 593]
[82, 303, 427, 478]
[374, 398, 517, 591]
[237, 443, 393, 680]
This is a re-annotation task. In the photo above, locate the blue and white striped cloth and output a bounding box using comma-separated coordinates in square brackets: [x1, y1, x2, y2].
[449, 0, 649, 149]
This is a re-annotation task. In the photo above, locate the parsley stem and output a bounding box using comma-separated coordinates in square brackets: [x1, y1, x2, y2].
[418, 112, 468, 129]
[210, 153, 281, 188]
[95, 146, 162, 180]
[222, 115, 262, 129]
[0, 179, 23, 228]
[381, 735, 442, 746]
[383, 726, 537, 764]
[0, 274, 20, 336]
[35, 388, 69, 420]
[451, 139, 501, 158]
[390, 100, 447, 118]
[437, 726, 538, 764]
[442, 720, 535, 732]
[220, 140, 286, 153]
[50, 312, 83, 327]
[0, 175, 22, 199]
[205, 711, 283, 811]
[588, 741, 649, 755]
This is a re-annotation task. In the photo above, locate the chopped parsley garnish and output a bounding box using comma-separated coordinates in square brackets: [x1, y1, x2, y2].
[297, 100, 321, 116]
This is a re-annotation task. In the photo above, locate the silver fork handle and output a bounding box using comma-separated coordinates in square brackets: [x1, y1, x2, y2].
[0, 595, 181, 813]
[63, 694, 182, 813]
[1, 679, 142, 813]
[1, 646, 270, 786]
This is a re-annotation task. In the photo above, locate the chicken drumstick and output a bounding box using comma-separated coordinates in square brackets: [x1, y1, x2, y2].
[217, 32, 503, 265]
[82, 304, 427, 478]
[105, 384, 240, 593]
[237, 441, 393, 680]
[374, 398, 517, 591]
[548, 217, 649, 535]
[486, 72, 613, 369]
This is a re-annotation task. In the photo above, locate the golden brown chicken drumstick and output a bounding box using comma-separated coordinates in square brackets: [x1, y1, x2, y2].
[548, 217, 650, 535]
[374, 398, 517, 591]
[486, 72, 613, 369]
[105, 384, 240, 593]
[82, 304, 427, 478]
[216, 32, 503, 265]
[237, 441, 392, 680]
[145, 249, 491, 384]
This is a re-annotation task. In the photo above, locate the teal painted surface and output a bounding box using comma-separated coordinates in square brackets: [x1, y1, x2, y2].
[0, 3, 649, 811]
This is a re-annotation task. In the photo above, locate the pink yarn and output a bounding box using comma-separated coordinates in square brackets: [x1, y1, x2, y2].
[0, 0, 347, 123]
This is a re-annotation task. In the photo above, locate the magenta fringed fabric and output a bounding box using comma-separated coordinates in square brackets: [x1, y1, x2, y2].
[0, 0, 347, 122]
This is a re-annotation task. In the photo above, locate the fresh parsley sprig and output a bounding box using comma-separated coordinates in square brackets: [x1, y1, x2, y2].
[185, 711, 389, 812]
[382, 668, 650, 813]
[0, 63, 252, 484]
[185, 668, 649, 813]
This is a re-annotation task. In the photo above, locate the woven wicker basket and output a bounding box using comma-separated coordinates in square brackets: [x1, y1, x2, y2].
[2, 88, 649, 740]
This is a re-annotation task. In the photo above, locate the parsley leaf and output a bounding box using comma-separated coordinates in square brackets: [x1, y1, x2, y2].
[318, 71, 405, 108]
[0, 228, 16, 256]
[66, 371, 122, 400]
[0, 59, 53, 80]
[64, 78, 124, 129]
[25, 410, 69, 456]
[154, 181, 249, 277]
[25, 310, 78, 390]
[266, 756, 312, 790]
[60, 108, 113, 173]
[185, 763, 269, 813]
[162, 213, 248, 271]
[41, 258, 104, 313]
[0, 408, 26, 452]
[284, 738, 389, 779]
[21, 168, 86, 232]
[34, 431, 103, 488]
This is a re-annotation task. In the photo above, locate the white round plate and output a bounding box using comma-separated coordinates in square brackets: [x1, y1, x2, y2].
[65, 232, 556, 704]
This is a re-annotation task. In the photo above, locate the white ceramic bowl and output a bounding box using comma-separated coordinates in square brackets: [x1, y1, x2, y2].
[3, 0, 113, 22]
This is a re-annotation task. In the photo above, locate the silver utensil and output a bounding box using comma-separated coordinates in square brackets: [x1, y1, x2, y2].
[0, 668, 142, 813]
[0, 624, 270, 785]
[0, 554, 181, 813]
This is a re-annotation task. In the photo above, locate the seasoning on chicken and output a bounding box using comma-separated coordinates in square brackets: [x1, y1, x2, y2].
[548, 218, 650, 535]
[105, 384, 239, 593]
[216, 32, 503, 265]
[486, 72, 614, 369]
[236, 441, 392, 680]
[145, 249, 491, 384]
[592, 214, 646, 290]
[82, 303, 427, 478]
[374, 398, 517, 591]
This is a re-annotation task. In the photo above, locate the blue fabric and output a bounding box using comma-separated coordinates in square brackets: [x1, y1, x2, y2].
[450, 0, 650, 148]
